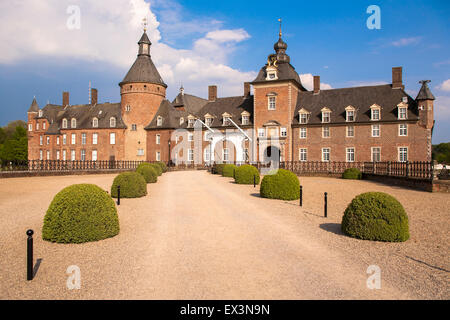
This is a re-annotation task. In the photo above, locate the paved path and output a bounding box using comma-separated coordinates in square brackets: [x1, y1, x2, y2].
[2, 171, 447, 299]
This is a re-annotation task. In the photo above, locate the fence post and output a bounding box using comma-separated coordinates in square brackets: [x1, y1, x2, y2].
[324, 192, 328, 218]
[26, 229, 34, 281]
[406, 161, 409, 178]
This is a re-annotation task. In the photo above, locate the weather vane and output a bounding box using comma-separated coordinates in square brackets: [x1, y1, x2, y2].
[278, 18, 282, 38]
[142, 17, 148, 32]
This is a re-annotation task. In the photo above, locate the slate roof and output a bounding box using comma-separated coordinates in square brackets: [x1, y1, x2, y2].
[28, 98, 39, 112]
[145, 99, 185, 130]
[416, 81, 435, 100]
[120, 55, 167, 87]
[252, 62, 306, 90]
[36, 103, 126, 135]
[172, 92, 209, 114]
[292, 85, 419, 125]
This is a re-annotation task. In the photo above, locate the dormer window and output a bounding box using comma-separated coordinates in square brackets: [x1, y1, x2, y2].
[298, 109, 310, 124]
[241, 111, 250, 125]
[157, 116, 163, 127]
[179, 117, 184, 125]
[268, 72, 276, 80]
[38, 110, 43, 117]
[370, 104, 381, 121]
[110, 117, 116, 128]
[321, 108, 331, 123]
[187, 116, 195, 128]
[398, 106, 407, 120]
[92, 118, 98, 128]
[222, 113, 232, 126]
[205, 117, 213, 127]
[345, 107, 355, 122]
[62, 118, 68, 129]
[71, 118, 76, 129]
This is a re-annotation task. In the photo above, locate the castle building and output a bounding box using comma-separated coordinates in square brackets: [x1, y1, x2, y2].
[27, 29, 435, 164]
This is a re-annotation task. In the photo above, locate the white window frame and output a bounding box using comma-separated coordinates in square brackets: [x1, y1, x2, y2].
[43, 122, 46, 130]
[346, 147, 355, 163]
[346, 110, 355, 122]
[110, 117, 116, 128]
[299, 127, 307, 139]
[223, 148, 229, 162]
[39, 135, 43, 146]
[81, 133, 86, 145]
[46, 150, 50, 160]
[205, 117, 213, 127]
[299, 113, 309, 124]
[62, 150, 66, 161]
[280, 127, 287, 137]
[188, 149, 194, 162]
[28, 124, 33, 132]
[39, 150, 43, 160]
[71, 150, 76, 161]
[268, 96, 276, 110]
[71, 133, 76, 145]
[258, 128, 265, 137]
[156, 134, 161, 145]
[346, 125, 355, 138]
[371, 147, 381, 162]
[56, 151, 60, 160]
[299, 148, 307, 162]
[188, 118, 195, 128]
[223, 116, 231, 126]
[93, 133, 98, 145]
[137, 149, 145, 156]
[371, 124, 380, 137]
[71, 118, 76, 129]
[36, 122, 39, 131]
[322, 148, 331, 162]
[92, 150, 98, 161]
[204, 148, 211, 162]
[399, 124, 408, 136]
[322, 112, 331, 123]
[157, 116, 163, 127]
[131, 124, 137, 131]
[92, 118, 98, 128]
[371, 108, 380, 121]
[188, 133, 194, 142]
[322, 126, 330, 138]
[398, 147, 408, 162]
[56, 136, 60, 145]
[63, 134, 67, 145]
[156, 151, 161, 161]
[62, 119, 68, 129]
[81, 149, 86, 161]
[398, 107, 408, 120]
[110, 133, 116, 145]
[46, 136, 50, 145]
[242, 115, 249, 125]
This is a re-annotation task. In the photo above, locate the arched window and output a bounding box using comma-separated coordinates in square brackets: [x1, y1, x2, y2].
[110, 117, 116, 128]
[92, 117, 98, 128]
[62, 118, 68, 129]
[71, 118, 77, 128]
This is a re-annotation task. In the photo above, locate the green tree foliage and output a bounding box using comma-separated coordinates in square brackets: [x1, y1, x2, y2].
[432, 143, 450, 163]
[0, 122, 28, 163]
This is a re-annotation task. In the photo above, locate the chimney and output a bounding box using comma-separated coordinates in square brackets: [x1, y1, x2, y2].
[244, 82, 251, 97]
[63, 91, 69, 106]
[392, 67, 404, 89]
[313, 76, 320, 94]
[208, 85, 217, 102]
[91, 88, 98, 105]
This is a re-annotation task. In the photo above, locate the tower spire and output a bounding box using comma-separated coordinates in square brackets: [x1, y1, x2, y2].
[278, 18, 282, 38]
[142, 17, 148, 32]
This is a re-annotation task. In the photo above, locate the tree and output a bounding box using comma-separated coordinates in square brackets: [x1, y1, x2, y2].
[432, 143, 450, 163]
[0, 125, 28, 163]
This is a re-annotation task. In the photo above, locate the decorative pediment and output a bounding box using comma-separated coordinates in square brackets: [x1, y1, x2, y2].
[321, 107, 332, 113]
[298, 108, 310, 114]
[263, 120, 281, 127]
[222, 112, 232, 118]
[266, 92, 278, 97]
[241, 111, 251, 117]
[345, 105, 356, 111]
[370, 103, 382, 109]
[204, 113, 213, 119]
[187, 114, 196, 120]
[397, 102, 408, 108]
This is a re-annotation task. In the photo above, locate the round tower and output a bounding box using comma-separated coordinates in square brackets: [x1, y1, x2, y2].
[120, 30, 167, 160]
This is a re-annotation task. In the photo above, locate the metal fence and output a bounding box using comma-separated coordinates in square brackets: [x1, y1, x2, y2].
[0, 160, 148, 172]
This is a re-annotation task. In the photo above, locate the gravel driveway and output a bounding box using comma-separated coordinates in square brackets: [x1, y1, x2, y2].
[0, 171, 448, 299]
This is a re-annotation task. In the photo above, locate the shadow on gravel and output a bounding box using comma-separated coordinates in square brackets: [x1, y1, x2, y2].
[34, 258, 42, 278]
[319, 223, 344, 236]
[250, 193, 261, 198]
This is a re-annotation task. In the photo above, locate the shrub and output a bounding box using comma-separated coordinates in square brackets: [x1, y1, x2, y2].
[214, 164, 226, 175]
[136, 164, 158, 183]
[156, 161, 168, 173]
[42, 184, 119, 244]
[150, 163, 163, 176]
[222, 164, 238, 178]
[111, 172, 147, 198]
[260, 169, 300, 200]
[235, 165, 260, 185]
[342, 168, 362, 180]
[341, 192, 410, 242]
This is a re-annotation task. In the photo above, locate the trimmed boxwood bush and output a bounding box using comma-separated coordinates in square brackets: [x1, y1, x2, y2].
[111, 172, 147, 198]
[235, 165, 260, 185]
[222, 164, 238, 178]
[42, 184, 119, 244]
[342, 168, 362, 180]
[341, 192, 410, 242]
[136, 164, 158, 183]
[150, 163, 163, 176]
[214, 164, 226, 175]
[156, 161, 168, 173]
[260, 169, 300, 200]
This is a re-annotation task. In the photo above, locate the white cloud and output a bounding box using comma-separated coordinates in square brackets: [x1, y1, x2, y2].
[391, 37, 422, 47]
[437, 79, 450, 92]
[435, 96, 450, 121]
[346, 80, 388, 87]
[299, 74, 333, 91]
[0, 0, 256, 98]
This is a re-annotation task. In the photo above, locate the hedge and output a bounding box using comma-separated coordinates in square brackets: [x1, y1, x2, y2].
[341, 192, 410, 242]
[150, 163, 163, 176]
[111, 172, 147, 198]
[260, 169, 300, 200]
[42, 184, 119, 243]
[235, 165, 260, 185]
[222, 164, 238, 178]
[214, 164, 226, 175]
[342, 168, 362, 180]
[136, 164, 158, 183]
[156, 161, 168, 173]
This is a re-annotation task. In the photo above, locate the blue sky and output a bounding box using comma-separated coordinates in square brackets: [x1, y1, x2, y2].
[0, 0, 449, 143]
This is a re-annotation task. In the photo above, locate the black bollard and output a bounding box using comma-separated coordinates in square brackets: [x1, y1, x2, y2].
[26, 229, 34, 281]
[324, 192, 328, 218]
[233, 169, 236, 180]
[254, 175, 256, 188]
[300, 186, 303, 207]
[117, 186, 121, 205]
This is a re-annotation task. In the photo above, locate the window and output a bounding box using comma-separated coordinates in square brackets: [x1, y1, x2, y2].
[126, 105, 131, 112]
[81, 149, 86, 161]
[268, 96, 276, 110]
[300, 128, 307, 139]
[346, 148, 355, 162]
[322, 148, 330, 162]
[204, 132, 210, 141]
[156, 134, 161, 145]
[56, 136, 60, 145]
[347, 126, 354, 137]
[82, 133, 86, 145]
[188, 149, 194, 162]
[157, 116, 163, 126]
[268, 72, 276, 80]
[399, 147, 408, 162]
[280, 127, 287, 137]
[223, 148, 229, 162]
[71, 133, 76, 145]
[243, 148, 249, 161]
[131, 124, 137, 131]
[46, 150, 50, 160]
[205, 117, 213, 127]
[322, 127, 330, 138]
[322, 111, 331, 123]
[63, 134, 67, 145]
[372, 124, 380, 137]
[28, 124, 32, 131]
[180, 117, 184, 126]
[346, 110, 355, 122]
[71, 118, 76, 129]
[399, 124, 407, 136]
[242, 115, 249, 125]
[138, 149, 145, 156]
[156, 152, 161, 161]
[39, 136, 43, 146]
[56, 151, 60, 160]
[71, 150, 76, 161]
[43, 122, 46, 130]
[204, 148, 211, 162]
[92, 150, 98, 161]
[110, 117, 116, 128]
[188, 118, 195, 128]
[62, 119, 68, 129]
[299, 113, 309, 124]
[223, 116, 231, 126]
[299, 148, 307, 162]
[38, 110, 43, 117]
[371, 147, 381, 162]
[46, 136, 50, 145]
[36, 122, 40, 131]
[398, 107, 407, 120]
[39, 150, 43, 160]
[63, 150, 66, 161]
[371, 109, 380, 121]
[188, 133, 193, 142]
[258, 128, 265, 137]
[110, 133, 116, 145]
[92, 118, 98, 128]
[92, 133, 98, 145]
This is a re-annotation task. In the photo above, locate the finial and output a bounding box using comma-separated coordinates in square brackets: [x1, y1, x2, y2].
[142, 17, 148, 32]
[278, 18, 282, 38]
[419, 80, 431, 85]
